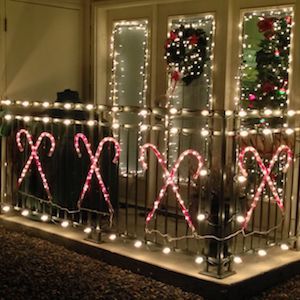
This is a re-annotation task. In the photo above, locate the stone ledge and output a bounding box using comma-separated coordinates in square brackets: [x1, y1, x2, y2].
[1, 214, 300, 300]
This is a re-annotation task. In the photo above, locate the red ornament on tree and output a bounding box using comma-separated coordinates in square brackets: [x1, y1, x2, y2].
[262, 82, 275, 93]
[257, 18, 274, 32]
[248, 93, 256, 101]
[285, 16, 292, 24]
[171, 70, 181, 82]
[170, 31, 178, 41]
[188, 35, 199, 45]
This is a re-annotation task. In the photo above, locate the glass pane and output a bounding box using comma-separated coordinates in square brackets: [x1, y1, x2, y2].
[109, 20, 149, 176]
[110, 20, 148, 107]
[240, 8, 293, 116]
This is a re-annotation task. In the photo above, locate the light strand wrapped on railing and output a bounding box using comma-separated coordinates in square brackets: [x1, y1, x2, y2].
[16, 129, 55, 200]
[139, 143, 204, 233]
[74, 134, 121, 227]
[238, 145, 293, 229]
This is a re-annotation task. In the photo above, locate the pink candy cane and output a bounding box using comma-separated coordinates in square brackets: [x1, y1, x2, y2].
[16, 129, 55, 200]
[238, 145, 293, 229]
[139, 143, 204, 232]
[74, 134, 120, 225]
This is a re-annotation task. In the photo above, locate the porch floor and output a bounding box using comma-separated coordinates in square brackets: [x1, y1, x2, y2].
[1, 214, 300, 299]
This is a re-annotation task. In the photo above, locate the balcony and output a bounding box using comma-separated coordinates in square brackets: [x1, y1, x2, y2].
[0, 99, 299, 281]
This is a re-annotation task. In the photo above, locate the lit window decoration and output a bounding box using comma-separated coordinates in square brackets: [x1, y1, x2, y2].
[239, 7, 293, 112]
[238, 145, 292, 229]
[109, 20, 149, 176]
[165, 15, 215, 108]
[165, 23, 207, 89]
[164, 15, 215, 177]
[74, 134, 121, 227]
[16, 129, 56, 201]
[139, 143, 204, 233]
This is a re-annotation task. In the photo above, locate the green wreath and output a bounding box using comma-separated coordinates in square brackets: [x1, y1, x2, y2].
[164, 24, 208, 85]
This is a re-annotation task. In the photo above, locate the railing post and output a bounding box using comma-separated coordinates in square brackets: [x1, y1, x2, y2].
[201, 110, 234, 278]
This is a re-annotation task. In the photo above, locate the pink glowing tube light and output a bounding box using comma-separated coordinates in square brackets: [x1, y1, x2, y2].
[139, 143, 204, 232]
[238, 145, 293, 229]
[16, 129, 56, 200]
[74, 134, 121, 225]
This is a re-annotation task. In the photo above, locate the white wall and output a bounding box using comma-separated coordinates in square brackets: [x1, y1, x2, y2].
[1, 0, 84, 101]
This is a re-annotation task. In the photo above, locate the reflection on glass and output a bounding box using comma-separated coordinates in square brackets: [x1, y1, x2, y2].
[110, 20, 149, 176]
[240, 8, 293, 113]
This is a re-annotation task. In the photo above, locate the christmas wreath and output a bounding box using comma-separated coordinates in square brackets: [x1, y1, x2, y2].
[164, 25, 208, 86]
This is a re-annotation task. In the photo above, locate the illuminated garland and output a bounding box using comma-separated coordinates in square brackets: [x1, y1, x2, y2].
[165, 24, 207, 86]
[74, 134, 121, 226]
[16, 129, 55, 201]
[238, 145, 292, 229]
[139, 143, 204, 232]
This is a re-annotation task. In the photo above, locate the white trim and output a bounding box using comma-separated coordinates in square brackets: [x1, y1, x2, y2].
[9, 0, 82, 10]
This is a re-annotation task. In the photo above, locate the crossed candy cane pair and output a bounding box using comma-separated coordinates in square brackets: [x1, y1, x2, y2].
[238, 145, 293, 229]
[139, 143, 204, 232]
[16, 129, 55, 200]
[17, 130, 120, 224]
[74, 133, 120, 225]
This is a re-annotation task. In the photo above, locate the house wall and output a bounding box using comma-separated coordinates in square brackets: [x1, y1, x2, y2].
[0, 0, 86, 102]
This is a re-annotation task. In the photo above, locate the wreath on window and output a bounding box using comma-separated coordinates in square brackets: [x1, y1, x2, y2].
[164, 24, 208, 86]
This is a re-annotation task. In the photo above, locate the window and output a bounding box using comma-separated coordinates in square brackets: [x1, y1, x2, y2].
[109, 20, 149, 175]
[239, 7, 293, 128]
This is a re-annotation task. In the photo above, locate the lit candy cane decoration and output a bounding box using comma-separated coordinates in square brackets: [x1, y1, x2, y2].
[74, 134, 121, 225]
[16, 129, 55, 200]
[238, 145, 293, 229]
[139, 143, 204, 232]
